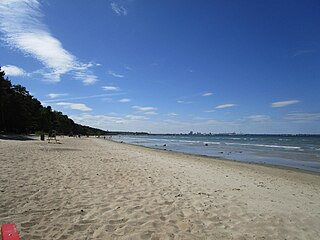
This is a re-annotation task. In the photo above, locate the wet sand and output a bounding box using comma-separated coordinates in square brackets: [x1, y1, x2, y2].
[0, 137, 319, 239]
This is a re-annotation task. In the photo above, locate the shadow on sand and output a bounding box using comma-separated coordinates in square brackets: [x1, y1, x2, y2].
[0, 134, 34, 141]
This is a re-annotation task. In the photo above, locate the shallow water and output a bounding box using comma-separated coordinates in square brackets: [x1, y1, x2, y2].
[113, 135, 320, 173]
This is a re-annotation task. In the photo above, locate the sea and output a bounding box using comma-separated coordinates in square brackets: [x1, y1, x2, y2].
[112, 134, 320, 173]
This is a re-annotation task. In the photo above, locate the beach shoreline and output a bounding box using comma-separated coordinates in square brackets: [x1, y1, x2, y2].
[111, 134, 320, 174]
[110, 137, 320, 176]
[1, 136, 319, 239]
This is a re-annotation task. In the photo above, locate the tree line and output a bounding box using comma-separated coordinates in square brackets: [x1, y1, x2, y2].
[0, 67, 108, 136]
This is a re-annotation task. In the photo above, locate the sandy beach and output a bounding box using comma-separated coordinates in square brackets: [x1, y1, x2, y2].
[0, 137, 319, 239]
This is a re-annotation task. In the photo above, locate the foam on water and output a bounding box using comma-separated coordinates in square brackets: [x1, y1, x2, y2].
[113, 135, 320, 172]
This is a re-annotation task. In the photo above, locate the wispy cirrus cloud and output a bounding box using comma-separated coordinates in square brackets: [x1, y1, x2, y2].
[177, 100, 192, 104]
[144, 111, 158, 115]
[204, 110, 216, 113]
[110, 2, 128, 16]
[0, 0, 97, 84]
[285, 112, 320, 122]
[46, 93, 68, 99]
[132, 106, 158, 111]
[102, 86, 120, 91]
[126, 115, 148, 120]
[119, 98, 131, 103]
[124, 65, 132, 71]
[56, 102, 92, 111]
[271, 100, 300, 108]
[44, 93, 123, 103]
[246, 115, 271, 122]
[215, 104, 237, 109]
[293, 49, 316, 57]
[202, 92, 213, 97]
[69, 113, 239, 134]
[1, 65, 27, 76]
[167, 112, 178, 117]
[108, 70, 124, 78]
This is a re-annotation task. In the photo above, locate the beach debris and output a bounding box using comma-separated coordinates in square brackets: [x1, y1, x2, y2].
[198, 192, 210, 197]
[1, 224, 21, 240]
[175, 193, 183, 198]
[80, 209, 84, 212]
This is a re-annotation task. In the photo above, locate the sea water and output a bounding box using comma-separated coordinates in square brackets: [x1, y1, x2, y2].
[113, 135, 320, 173]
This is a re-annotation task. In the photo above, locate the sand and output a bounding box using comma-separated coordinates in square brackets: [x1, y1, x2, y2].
[0, 136, 319, 239]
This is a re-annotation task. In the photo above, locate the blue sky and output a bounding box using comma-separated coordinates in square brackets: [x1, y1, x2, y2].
[0, 0, 319, 134]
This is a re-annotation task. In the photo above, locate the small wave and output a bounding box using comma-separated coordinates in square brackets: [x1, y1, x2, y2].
[177, 140, 202, 143]
[204, 141, 221, 145]
[225, 142, 301, 150]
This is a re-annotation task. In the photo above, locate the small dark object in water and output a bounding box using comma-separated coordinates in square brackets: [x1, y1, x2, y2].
[163, 144, 166, 147]
[220, 151, 224, 154]
[81, 209, 84, 212]
[205, 143, 208, 146]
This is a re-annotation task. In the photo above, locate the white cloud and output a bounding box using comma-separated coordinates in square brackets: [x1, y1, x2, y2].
[46, 93, 68, 99]
[132, 106, 158, 111]
[204, 110, 216, 113]
[102, 86, 119, 91]
[246, 115, 271, 122]
[70, 113, 127, 128]
[144, 111, 158, 115]
[193, 117, 209, 121]
[293, 50, 315, 57]
[110, 2, 128, 16]
[177, 100, 192, 104]
[1, 65, 26, 76]
[202, 92, 213, 97]
[124, 65, 132, 71]
[69, 113, 239, 134]
[126, 115, 148, 120]
[167, 112, 178, 117]
[215, 104, 237, 109]
[271, 100, 300, 108]
[108, 70, 124, 78]
[56, 102, 92, 111]
[74, 69, 98, 85]
[285, 112, 320, 122]
[0, 0, 97, 84]
[45, 93, 123, 103]
[119, 98, 131, 103]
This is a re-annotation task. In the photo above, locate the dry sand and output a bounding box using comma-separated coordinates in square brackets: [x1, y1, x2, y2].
[0, 136, 319, 239]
